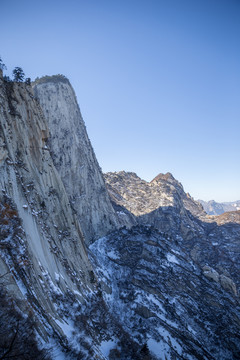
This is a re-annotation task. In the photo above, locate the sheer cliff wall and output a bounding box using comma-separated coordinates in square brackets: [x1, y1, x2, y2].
[33, 76, 119, 245]
[0, 74, 94, 340]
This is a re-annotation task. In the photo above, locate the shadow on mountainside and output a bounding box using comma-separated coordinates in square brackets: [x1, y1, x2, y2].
[119, 204, 240, 294]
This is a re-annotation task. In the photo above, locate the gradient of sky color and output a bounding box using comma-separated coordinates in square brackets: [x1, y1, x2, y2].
[1, 0, 239, 202]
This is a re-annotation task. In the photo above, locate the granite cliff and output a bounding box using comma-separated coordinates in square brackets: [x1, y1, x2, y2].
[33, 75, 119, 245]
[0, 73, 108, 358]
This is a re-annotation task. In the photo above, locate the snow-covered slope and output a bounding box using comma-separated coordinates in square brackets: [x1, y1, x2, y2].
[90, 226, 240, 360]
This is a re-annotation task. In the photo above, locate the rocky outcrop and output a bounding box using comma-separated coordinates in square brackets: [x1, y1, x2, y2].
[214, 210, 240, 225]
[202, 265, 220, 282]
[104, 171, 207, 237]
[33, 75, 119, 245]
[202, 265, 238, 296]
[104, 171, 205, 219]
[220, 274, 238, 296]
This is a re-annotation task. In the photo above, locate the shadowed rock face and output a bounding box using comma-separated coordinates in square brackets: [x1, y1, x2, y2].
[33, 76, 119, 245]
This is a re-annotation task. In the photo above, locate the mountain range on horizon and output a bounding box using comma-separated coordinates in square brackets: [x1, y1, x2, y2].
[198, 199, 240, 215]
[0, 71, 239, 360]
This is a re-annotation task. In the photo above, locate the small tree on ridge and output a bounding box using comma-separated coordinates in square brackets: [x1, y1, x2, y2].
[12, 67, 25, 82]
[0, 57, 7, 71]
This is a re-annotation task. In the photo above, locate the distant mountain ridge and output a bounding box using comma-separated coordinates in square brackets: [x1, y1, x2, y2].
[198, 199, 240, 215]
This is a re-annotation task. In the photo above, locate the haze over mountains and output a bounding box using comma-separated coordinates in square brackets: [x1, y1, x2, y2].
[0, 72, 239, 359]
[198, 199, 240, 215]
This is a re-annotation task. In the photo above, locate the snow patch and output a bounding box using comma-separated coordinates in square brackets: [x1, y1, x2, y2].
[55, 319, 74, 338]
[167, 253, 179, 264]
[100, 339, 118, 357]
[148, 338, 170, 359]
[107, 250, 119, 260]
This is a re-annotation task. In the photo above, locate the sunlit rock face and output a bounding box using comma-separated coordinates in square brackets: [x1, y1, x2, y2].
[104, 171, 207, 237]
[33, 76, 119, 245]
[104, 171, 205, 218]
[0, 76, 95, 349]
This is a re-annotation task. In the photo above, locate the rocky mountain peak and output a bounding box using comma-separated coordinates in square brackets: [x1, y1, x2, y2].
[0, 76, 95, 349]
[108, 170, 144, 182]
[150, 171, 176, 184]
[104, 170, 205, 220]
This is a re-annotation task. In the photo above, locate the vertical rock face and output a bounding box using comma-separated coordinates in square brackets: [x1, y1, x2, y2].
[0, 77, 94, 341]
[33, 76, 119, 245]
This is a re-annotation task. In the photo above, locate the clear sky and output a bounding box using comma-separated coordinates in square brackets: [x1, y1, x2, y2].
[1, 0, 239, 202]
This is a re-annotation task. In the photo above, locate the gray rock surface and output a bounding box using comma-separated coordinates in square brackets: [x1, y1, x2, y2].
[104, 171, 207, 238]
[33, 75, 119, 245]
[104, 171, 205, 219]
[0, 77, 99, 354]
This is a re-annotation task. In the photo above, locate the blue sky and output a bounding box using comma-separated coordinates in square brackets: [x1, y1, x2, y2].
[1, 0, 239, 201]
